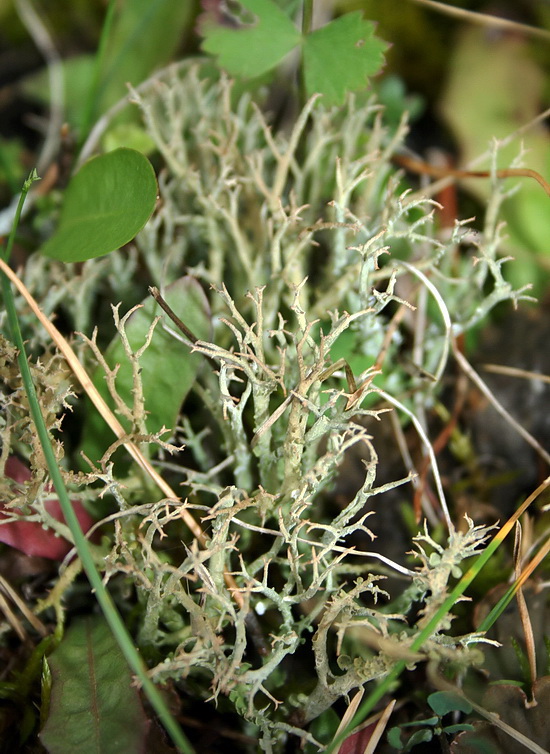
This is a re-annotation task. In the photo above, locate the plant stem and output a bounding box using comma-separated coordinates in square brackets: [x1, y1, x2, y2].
[298, 0, 314, 107]
[302, 0, 313, 35]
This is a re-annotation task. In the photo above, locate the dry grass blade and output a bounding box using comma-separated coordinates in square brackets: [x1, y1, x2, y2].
[513, 524, 537, 704]
[0, 585, 26, 641]
[363, 700, 396, 754]
[0, 573, 48, 637]
[432, 670, 550, 754]
[513, 535, 550, 590]
[0, 258, 204, 544]
[331, 688, 396, 754]
[332, 686, 364, 752]
[470, 703, 549, 754]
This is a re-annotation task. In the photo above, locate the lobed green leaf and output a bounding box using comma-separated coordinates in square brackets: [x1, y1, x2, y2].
[302, 13, 388, 106]
[200, 0, 300, 78]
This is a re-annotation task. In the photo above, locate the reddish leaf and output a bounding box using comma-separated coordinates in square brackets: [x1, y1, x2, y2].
[4, 455, 33, 484]
[339, 722, 377, 754]
[0, 456, 94, 560]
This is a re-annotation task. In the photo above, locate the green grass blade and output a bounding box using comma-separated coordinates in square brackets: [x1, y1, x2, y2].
[0, 173, 195, 754]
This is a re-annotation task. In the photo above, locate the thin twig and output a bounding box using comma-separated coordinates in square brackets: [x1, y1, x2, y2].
[149, 286, 198, 344]
[396, 154, 550, 198]
[407, 0, 550, 42]
[483, 363, 550, 385]
[453, 341, 550, 467]
[407, 107, 550, 203]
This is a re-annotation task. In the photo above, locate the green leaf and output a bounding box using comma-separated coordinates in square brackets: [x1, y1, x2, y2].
[428, 691, 473, 716]
[443, 723, 475, 734]
[404, 729, 434, 749]
[200, 0, 300, 78]
[387, 726, 404, 748]
[403, 716, 439, 728]
[102, 123, 156, 155]
[308, 707, 340, 746]
[100, 0, 195, 112]
[387, 725, 434, 752]
[199, 4, 387, 106]
[79, 276, 211, 466]
[376, 75, 424, 128]
[302, 13, 388, 106]
[40, 616, 148, 754]
[40, 148, 157, 263]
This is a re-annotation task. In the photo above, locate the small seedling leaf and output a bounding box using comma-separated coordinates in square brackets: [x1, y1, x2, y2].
[405, 728, 434, 747]
[302, 13, 388, 106]
[41, 148, 157, 262]
[443, 723, 475, 734]
[200, 0, 300, 78]
[387, 727, 403, 748]
[428, 691, 473, 716]
[79, 276, 211, 466]
[388, 725, 434, 752]
[40, 616, 148, 753]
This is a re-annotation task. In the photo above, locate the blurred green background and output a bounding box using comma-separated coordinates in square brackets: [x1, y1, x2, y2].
[1, 0, 549, 290]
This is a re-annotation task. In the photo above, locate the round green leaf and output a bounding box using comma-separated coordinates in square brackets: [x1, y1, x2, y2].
[41, 148, 157, 262]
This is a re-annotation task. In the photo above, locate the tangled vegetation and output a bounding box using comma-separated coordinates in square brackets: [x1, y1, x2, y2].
[1, 3, 550, 753]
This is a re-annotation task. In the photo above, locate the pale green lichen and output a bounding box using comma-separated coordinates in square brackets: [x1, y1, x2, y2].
[1, 60, 535, 752]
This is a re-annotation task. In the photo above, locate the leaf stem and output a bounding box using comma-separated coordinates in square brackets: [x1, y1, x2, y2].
[302, 0, 313, 35]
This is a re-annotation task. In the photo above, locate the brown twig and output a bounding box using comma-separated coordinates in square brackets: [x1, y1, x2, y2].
[394, 153, 550, 198]
[149, 286, 199, 344]
[407, 0, 550, 42]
